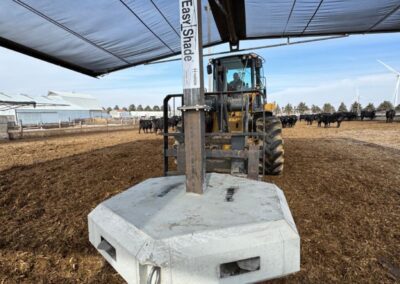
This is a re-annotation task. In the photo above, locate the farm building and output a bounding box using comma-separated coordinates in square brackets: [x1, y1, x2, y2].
[0, 91, 107, 125]
[130, 111, 163, 119]
[108, 110, 181, 120]
[47, 91, 106, 119]
[109, 110, 131, 119]
[130, 110, 182, 119]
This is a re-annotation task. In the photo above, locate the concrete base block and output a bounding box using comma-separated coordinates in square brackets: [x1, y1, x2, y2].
[88, 173, 300, 284]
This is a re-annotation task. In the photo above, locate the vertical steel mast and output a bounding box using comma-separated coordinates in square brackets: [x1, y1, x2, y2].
[179, 0, 206, 194]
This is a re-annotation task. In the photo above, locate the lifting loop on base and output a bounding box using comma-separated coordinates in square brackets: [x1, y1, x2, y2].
[147, 266, 161, 284]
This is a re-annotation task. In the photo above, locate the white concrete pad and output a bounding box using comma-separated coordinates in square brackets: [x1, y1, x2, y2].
[88, 173, 300, 284]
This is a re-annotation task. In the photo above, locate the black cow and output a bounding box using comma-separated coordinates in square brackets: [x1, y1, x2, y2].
[304, 114, 316, 125]
[152, 118, 164, 134]
[386, 109, 396, 123]
[139, 119, 153, 133]
[338, 111, 357, 121]
[280, 115, 297, 128]
[292, 115, 298, 125]
[317, 113, 344, 128]
[316, 113, 326, 128]
[279, 116, 287, 128]
[360, 110, 376, 120]
[168, 115, 181, 130]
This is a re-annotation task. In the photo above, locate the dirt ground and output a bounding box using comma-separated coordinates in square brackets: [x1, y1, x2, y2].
[0, 121, 399, 283]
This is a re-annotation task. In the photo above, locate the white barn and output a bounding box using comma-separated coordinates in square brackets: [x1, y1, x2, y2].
[130, 110, 181, 119]
[130, 111, 163, 119]
[0, 91, 107, 125]
[109, 110, 131, 119]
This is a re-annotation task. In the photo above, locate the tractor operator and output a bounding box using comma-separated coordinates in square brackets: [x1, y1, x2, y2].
[228, 72, 244, 91]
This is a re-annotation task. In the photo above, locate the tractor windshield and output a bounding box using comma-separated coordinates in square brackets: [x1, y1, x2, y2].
[226, 67, 252, 91]
[214, 57, 254, 92]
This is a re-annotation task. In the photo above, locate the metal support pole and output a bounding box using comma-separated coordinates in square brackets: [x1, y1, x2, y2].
[173, 97, 175, 117]
[179, 0, 205, 194]
[205, 2, 212, 92]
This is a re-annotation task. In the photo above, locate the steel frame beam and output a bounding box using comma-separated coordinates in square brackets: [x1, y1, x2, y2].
[179, 0, 206, 194]
[208, 0, 246, 51]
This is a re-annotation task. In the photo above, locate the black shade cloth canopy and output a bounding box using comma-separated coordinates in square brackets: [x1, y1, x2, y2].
[1, 0, 400, 77]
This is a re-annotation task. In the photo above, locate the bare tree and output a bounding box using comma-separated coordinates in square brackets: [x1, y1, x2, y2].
[275, 104, 281, 115]
[363, 103, 375, 111]
[284, 103, 293, 115]
[377, 101, 394, 111]
[297, 102, 309, 114]
[338, 102, 348, 112]
[350, 101, 362, 113]
[322, 103, 335, 113]
[311, 105, 321, 114]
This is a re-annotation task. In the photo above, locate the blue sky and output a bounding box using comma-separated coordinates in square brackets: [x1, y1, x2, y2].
[1, 33, 399, 109]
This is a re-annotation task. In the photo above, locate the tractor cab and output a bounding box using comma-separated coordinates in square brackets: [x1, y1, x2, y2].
[203, 53, 275, 134]
[206, 53, 271, 114]
[208, 53, 266, 94]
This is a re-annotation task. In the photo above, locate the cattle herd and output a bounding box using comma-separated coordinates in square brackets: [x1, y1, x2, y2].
[139, 116, 181, 134]
[299, 113, 345, 128]
[281, 109, 397, 128]
[139, 110, 397, 133]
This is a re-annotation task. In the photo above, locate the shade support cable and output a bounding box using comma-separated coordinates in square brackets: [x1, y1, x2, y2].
[302, 0, 325, 34]
[283, 0, 297, 36]
[150, 0, 180, 38]
[119, 0, 176, 54]
[368, 3, 400, 32]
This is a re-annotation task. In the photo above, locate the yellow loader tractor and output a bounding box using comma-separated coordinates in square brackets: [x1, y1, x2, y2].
[163, 53, 284, 177]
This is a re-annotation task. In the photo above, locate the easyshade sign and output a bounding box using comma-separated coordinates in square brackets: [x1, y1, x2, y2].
[180, 0, 201, 89]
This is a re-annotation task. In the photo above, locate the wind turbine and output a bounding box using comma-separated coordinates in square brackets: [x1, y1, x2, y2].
[377, 60, 400, 108]
[356, 87, 360, 114]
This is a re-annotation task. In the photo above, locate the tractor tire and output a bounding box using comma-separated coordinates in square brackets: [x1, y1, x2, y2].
[256, 116, 284, 175]
[174, 121, 184, 144]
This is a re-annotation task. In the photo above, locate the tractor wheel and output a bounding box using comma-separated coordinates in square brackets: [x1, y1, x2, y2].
[256, 117, 284, 175]
[174, 121, 184, 145]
